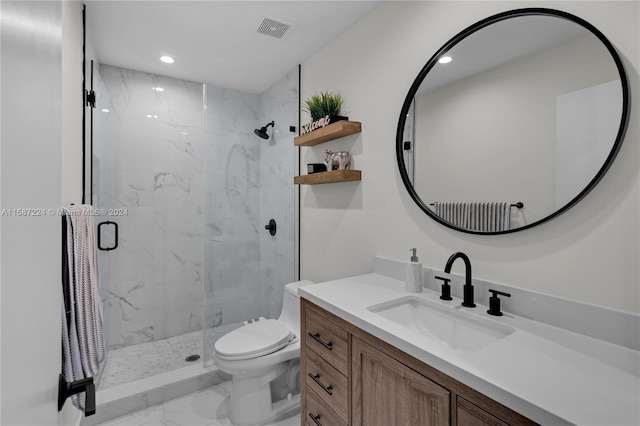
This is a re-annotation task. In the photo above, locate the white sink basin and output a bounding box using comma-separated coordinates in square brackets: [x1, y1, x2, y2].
[367, 296, 515, 352]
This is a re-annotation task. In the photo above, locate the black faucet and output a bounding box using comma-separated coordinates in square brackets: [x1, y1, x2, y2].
[444, 252, 476, 308]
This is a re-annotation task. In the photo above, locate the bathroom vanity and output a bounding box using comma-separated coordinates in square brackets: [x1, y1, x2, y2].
[301, 299, 534, 425]
[299, 258, 640, 425]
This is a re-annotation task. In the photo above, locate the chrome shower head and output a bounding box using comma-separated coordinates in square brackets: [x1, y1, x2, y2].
[254, 121, 274, 140]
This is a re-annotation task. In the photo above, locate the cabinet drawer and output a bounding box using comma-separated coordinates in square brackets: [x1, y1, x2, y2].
[305, 348, 349, 421]
[457, 396, 537, 426]
[457, 396, 508, 426]
[305, 385, 348, 426]
[305, 305, 349, 375]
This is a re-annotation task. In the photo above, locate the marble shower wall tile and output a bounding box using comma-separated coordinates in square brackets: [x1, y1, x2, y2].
[99, 65, 204, 349]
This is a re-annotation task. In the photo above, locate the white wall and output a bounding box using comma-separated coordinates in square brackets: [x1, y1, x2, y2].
[1, 1, 63, 424]
[556, 79, 622, 209]
[300, 1, 639, 313]
[62, 0, 84, 205]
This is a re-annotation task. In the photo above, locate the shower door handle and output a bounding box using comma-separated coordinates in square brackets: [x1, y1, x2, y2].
[97, 221, 118, 251]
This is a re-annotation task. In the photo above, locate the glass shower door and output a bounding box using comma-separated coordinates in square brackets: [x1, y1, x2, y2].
[91, 61, 112, 386]
[92, 64, 206, 388]
[202, 67, 298, 366]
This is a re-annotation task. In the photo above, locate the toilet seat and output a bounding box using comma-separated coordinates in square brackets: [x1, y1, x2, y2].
[214, 319, 295, 360]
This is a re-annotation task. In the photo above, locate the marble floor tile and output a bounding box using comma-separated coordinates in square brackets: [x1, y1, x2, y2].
[95, 382, 300, 426]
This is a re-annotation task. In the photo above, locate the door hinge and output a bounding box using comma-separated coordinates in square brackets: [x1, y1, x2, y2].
[86, 89, 96, 108]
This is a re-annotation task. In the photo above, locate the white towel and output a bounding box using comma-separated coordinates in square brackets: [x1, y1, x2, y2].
[468, 202, 511, 232]
[61, 205, 105, 410]
[61, 213, 86, 409]
[433, 202, 512, 232]
[69, 205, 105, 377]
[434, 202, 469, 228]
[499, 202, 511, 232]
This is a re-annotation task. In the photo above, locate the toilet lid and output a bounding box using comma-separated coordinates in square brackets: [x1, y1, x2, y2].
[214, 319, 293, 360]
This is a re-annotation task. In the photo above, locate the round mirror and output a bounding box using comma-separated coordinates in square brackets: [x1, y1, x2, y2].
[396, 8, 629, 235]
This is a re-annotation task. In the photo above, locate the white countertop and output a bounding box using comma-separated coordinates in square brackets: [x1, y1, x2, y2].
[299, 273, 640, 426]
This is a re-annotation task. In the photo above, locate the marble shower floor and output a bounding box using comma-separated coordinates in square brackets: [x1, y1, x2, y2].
[101, 324, 243, 389]
[94, 381, 300, 426]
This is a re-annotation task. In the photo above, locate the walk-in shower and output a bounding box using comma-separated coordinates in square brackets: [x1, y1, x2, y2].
[89, 63, 298, 422]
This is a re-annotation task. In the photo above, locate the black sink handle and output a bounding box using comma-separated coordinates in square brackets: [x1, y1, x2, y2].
[487, 289, 511, 316]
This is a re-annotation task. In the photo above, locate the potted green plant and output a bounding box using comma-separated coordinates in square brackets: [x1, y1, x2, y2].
[303, 91, 345, 121]
[301, 91, 348, 134]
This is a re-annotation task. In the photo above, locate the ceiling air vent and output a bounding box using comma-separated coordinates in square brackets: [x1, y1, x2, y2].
[257, 17, 296, 39]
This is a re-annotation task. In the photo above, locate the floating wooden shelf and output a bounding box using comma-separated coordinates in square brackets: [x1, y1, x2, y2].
[294, 170, 361, 185]
[294, 120, 362, 147]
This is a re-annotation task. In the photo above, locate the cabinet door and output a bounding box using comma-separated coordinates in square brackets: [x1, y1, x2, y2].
[352, 337, 450, 426]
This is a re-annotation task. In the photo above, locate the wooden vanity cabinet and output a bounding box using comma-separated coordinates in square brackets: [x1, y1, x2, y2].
[301, 299, 537, 426]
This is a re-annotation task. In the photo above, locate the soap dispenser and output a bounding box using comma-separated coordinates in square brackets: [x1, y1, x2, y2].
[405, 248, 423, 293]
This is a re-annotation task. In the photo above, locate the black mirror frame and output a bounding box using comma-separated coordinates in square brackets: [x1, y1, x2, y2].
[396, 7, 630, 235]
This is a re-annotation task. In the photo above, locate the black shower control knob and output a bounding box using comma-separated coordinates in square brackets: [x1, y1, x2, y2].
[265, 219, 276, 236]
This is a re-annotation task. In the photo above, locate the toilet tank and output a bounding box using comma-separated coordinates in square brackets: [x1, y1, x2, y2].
[278, 280, 314, 332]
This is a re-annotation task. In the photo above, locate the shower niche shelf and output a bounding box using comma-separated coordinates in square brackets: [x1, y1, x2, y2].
[294, 120, 362, 185]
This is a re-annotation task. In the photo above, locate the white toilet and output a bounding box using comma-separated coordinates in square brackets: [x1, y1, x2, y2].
[214, 280, 313, 426]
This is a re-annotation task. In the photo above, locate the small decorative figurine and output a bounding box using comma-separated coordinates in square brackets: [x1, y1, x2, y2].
[323, 149, 351, 170]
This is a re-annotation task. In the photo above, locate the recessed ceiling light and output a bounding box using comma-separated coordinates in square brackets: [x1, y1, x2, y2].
[153, 87, 165, 92]
[438, 56, 452, 64]
[160, 56, 174, 64]
[101, 108, 110, 113]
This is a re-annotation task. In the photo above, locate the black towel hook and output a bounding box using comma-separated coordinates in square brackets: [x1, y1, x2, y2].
[58, 373, 95, 416]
